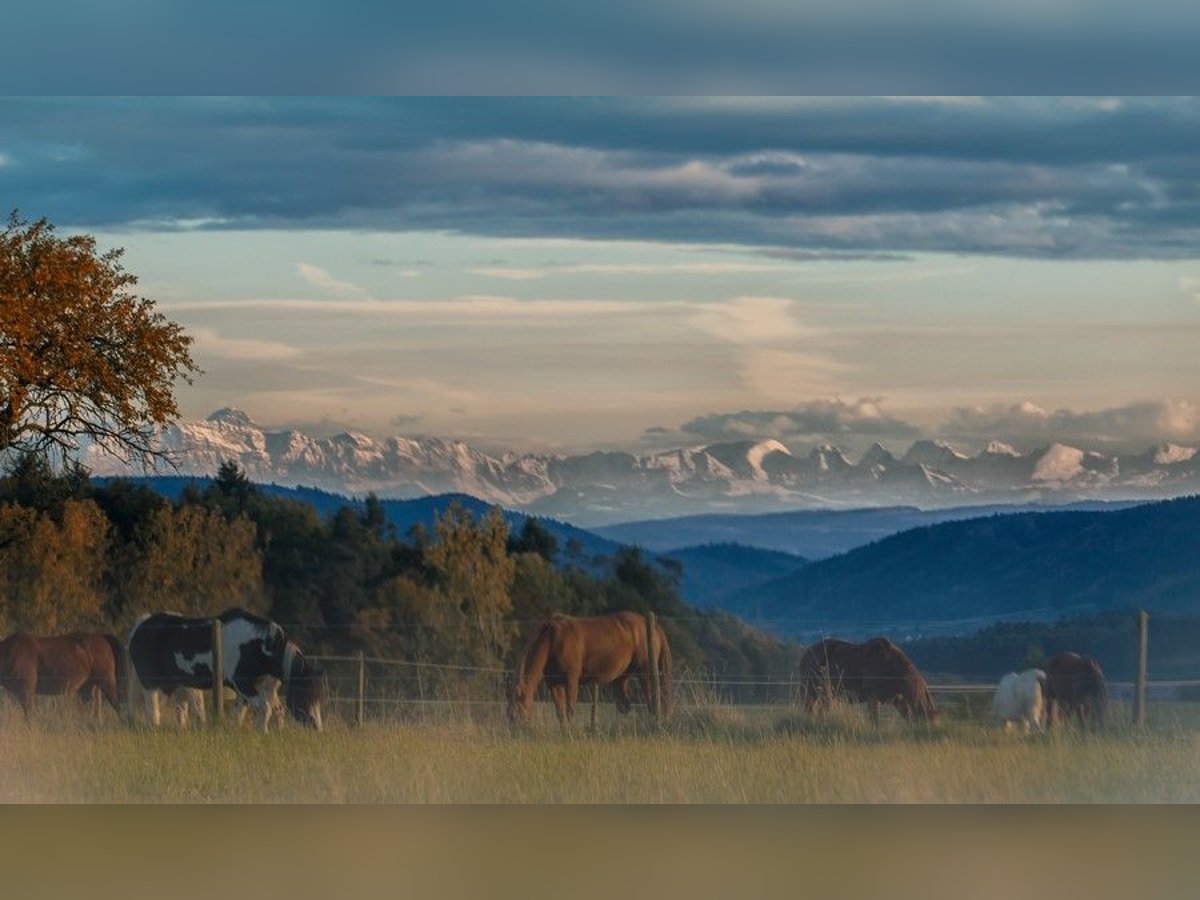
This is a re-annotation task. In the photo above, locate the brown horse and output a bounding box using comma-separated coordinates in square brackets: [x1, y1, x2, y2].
[798, 637, 941, 724]
[507, 611, 673, 727]
[1044, 652, 1107, 728]
[0, 632, 126, 721]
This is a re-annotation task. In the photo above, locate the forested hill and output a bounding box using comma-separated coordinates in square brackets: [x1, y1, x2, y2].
[105, 477, 622, 562]
[732, 495, 1200, 638]
[658, 543, 808, 611]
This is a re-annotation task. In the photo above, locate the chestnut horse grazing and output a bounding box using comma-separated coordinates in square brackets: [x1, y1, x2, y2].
[798, 637, 941, 724]
[507, 611, 673, 727]
[1044, 652, 1107, 728]
[0, 632, 126, 721]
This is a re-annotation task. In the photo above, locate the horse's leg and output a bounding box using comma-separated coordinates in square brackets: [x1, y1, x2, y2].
[192, 689, 207, 726]
[93, 676, 120, 715]
[868, 698, 881, 727]
[145, 688, 163, 728]
[549, 684, 568, 731]
[565, 673, 580, 728]
[613, 676, 633, 714]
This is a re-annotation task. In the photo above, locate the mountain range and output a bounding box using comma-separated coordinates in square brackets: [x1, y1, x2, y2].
[82, 408, 1200, 525]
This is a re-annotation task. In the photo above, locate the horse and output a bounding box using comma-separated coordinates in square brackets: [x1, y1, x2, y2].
[1044, 652, 1107, 729]
[0, 631, 126, 721]
[507, 611, 673, 728]
[798, 637, 941, 725]
[993, 669, 1047, 734]
[128, 608, 325, 732]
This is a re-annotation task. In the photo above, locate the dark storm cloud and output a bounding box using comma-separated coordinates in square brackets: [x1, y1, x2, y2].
[679, 399, 922, 443]
[5, 2, 1200, 93]
[6, 97, 1200, 257]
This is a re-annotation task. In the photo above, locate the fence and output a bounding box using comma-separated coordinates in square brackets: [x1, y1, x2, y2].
[173, 608, 1200, 730]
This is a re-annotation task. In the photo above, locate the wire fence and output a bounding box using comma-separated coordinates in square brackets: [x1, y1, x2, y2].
[306, 649, 1200, 728]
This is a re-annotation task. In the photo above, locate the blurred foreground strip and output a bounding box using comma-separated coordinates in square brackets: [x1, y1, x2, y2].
[0, 808, 1198, 900]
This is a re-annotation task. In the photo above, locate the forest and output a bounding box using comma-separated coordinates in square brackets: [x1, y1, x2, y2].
[0, 456, 807, 686]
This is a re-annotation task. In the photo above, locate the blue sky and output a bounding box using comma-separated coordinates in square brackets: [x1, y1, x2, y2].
[4, 97, 1200, 453]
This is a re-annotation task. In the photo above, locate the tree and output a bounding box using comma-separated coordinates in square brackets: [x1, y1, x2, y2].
[123, 504, 264, 619]
[424, 503, 516, 668]
[0, 212, 198, 467]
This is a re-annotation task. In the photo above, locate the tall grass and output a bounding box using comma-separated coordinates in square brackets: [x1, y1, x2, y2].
[2, 695, 1199, 802]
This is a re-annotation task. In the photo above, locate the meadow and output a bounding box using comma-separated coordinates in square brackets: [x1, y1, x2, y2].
[2, 697, 1198, 803]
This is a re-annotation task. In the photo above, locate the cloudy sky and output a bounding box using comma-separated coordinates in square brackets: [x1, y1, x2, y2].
[4, 97, 1200, 454]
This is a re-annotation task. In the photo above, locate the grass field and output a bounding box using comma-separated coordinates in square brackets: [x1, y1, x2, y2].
[2, 698, 1199, 802]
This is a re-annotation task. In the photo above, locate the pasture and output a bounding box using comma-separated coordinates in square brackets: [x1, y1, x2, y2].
[2, 697, 1199, 802]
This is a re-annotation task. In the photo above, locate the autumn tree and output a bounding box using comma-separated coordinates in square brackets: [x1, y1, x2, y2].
[424, 503, 516, 668]
[0, 499, 110, 632]
[123, 504, 265, 620]
[0, 212, 198, 467]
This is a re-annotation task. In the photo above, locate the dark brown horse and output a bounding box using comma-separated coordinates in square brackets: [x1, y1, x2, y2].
[0, 631, 126, 721]
[1044, 652, 1107, 728]
[798, 637, 941, 724]
[507, 611, 673, 727]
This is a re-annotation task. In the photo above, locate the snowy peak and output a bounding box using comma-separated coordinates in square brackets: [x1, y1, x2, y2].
[205, 407, 258, 428]
[81, 410, 1200, 524]
[984, 440, 1021, 458]
[902, 439, 968, 469]
[859, 442, 897, 469]
[1032, 443, 1085, 483]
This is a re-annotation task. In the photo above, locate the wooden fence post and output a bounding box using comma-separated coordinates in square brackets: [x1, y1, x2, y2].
[356, 650, 366, 727]
[211, 618, 224, 726]
[1133, 609, 1149, 727]
[645, 611, 661, 722]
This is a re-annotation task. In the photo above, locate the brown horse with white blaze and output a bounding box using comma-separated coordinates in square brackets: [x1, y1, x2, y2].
[0, 631, 127, 721]
[507, 611, 673, 727]
[798, 637, 941, 725]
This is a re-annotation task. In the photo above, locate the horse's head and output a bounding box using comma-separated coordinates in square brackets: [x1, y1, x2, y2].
[284, 643, 325, 731]
[505, 671, 533, 725]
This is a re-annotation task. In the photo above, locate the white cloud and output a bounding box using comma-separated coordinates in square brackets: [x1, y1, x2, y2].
[469, 267, 547, 280]
[1179, 276, 1200, 305]
[191, 327, 302, 362]
[939, 398, 1199, 447]
[690, 296, 849, 401]
[296, 262, 369, 298]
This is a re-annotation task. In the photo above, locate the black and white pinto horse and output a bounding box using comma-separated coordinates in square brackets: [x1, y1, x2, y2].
[128, 608, 324, 732]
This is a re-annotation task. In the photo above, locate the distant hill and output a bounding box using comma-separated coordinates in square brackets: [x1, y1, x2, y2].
[595, 500, 1145, 559]
[726, 495, 1200, 638]
[98, 477, 624, 564]
[657, 543, 808, 613]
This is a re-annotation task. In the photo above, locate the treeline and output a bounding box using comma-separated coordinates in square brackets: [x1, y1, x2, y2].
[0, 457, 806, 684]
[902, 610, 1200, 681]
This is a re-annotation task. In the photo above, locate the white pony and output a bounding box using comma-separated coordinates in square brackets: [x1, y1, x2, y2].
[992, 669, 1047, 733]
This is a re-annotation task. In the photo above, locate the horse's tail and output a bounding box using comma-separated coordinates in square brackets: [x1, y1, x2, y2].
[655, 623, 674, 717]
[103, 633, 129, 718]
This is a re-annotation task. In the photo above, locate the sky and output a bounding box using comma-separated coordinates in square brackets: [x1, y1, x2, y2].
[4, 96, 1200, 455]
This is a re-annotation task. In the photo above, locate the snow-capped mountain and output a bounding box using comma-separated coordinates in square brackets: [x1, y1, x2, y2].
[82, 409, 1200, 525]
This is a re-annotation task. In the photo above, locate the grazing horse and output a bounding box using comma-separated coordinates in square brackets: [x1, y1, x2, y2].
[507, 611, 673, 727]
[1044, 652, 1107, 729]
[0, 631, 126, 721]
[993, 669, 1047, 733]
[798, 637, 941, 724]
[128, 608, 324, 732]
